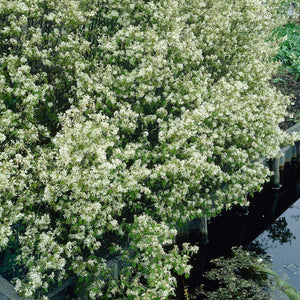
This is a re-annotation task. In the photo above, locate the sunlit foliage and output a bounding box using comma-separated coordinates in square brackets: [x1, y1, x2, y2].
[0, 0, 294, 298]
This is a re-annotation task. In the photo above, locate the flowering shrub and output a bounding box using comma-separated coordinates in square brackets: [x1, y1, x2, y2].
[0, 0, 295, 298]
[274, 0, 299, 19]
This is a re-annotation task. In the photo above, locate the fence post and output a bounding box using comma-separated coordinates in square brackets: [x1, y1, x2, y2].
[200, 215, 208, 244]
[285, 148, 292, 164]
[271, 157, 281, 189]
[268, 191, 279, 219]
[296, 141, 300, 164]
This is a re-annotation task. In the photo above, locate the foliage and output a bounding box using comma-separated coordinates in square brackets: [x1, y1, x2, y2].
[192, 247, 300, 300]
[256, 264, 300, 300]
[97, 215, 198, 299]
[274, 21, 300, 81]
[0, 225, 22, 281]
[0, 0, 295, 298]
[192, 247, 272, 300]
[275, 0, 299, 18]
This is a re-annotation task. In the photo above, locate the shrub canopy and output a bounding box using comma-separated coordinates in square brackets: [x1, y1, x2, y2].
[0, 0, 293, 298]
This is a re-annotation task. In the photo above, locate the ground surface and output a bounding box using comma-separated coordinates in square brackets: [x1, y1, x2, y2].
[274, 71, 300, 130]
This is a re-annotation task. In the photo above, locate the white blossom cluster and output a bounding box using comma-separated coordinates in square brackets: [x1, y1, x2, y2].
[0, 0, 295, 298]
